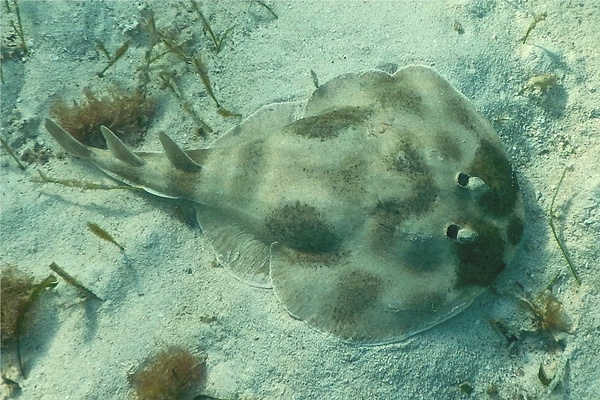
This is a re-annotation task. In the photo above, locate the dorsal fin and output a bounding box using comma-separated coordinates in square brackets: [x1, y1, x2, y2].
[100, 126, 145, 167]
[44, 118, 92, 159]
[158, 131, 202, 172]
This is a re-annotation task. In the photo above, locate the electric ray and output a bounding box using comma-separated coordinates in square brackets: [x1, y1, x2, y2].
[45, 65, 525, 344]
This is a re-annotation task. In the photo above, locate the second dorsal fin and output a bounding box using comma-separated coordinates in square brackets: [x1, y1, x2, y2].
[158, 131, 203, 172]
[100, 126, 145, 167]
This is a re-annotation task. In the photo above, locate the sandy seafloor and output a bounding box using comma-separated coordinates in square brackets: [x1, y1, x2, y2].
[1, 1, 599, 399]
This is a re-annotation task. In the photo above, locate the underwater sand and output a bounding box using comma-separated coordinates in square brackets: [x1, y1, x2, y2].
[1, 1, 599, 399]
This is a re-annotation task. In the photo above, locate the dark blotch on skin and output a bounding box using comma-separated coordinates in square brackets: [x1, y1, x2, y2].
[393, 141, 430, 176]
[455, 222, 506, 287]
[469, 139, 519, 216]
[507, 216, 525, 245]
[228, 140, 265, 202]
[406, 178, 439, 215]
[266, 202, 340, 253]
[332, 269, 382, 328]
[446, 96, 479, 132]
[435, 133, 463, 162]
[328, 159, 366, 196]
[373, 180, 437, 230]
[373, 141, 439, 251]
[388, 140, 439, 216]
[372, 74, 426, 116]
[373, 199, 407, 237]
[372, 179, 439, 252]
[286, 106, 369, 140]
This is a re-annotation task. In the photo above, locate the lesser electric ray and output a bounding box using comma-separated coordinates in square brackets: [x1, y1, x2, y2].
[45, 65, 525, 344]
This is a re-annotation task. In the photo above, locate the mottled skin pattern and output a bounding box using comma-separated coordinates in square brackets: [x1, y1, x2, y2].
[46, 65, 525, 344]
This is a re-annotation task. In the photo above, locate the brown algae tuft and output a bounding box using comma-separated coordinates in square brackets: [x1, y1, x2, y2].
[129, 347, 207, 400]
[50, 86, 156, 149]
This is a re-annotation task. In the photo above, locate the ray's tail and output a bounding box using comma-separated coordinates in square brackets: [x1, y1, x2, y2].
[44, 118, 203, 199]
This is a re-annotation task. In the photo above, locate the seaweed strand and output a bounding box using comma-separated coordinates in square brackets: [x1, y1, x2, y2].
[548, 167, 580, 284]
[10, 0, 29, 55]
[15, 274, 58, 377]
[33, 170, 140, 191]
[49, 262, 102, 301]
[0, 137, 26, 170]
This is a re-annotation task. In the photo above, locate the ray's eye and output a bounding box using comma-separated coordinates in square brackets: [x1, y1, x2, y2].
[446, 224, 460, 239]
[446, 224, 478, 243]
[456, 172, 490, 197]
[457, 172, 470, 187]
